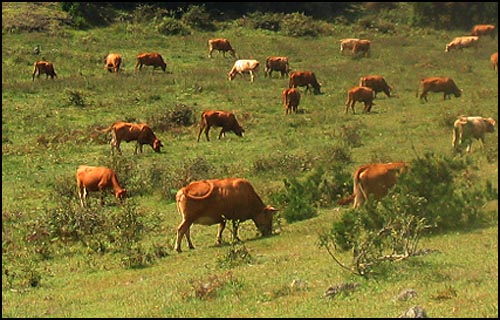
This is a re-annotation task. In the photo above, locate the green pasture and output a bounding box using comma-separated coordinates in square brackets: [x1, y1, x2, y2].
[2, 3, 498, 318]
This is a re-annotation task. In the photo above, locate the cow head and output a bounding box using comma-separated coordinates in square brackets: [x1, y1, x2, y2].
[313, 83, 322, 95]
[152, 139, 163, 152]
[253, 205, 278, 236]
[228, 71, 236, 81]
[454, 89, 463, 98]
[116, 189, 127, 201]
[485, 118, 496, 132]
[233, 125, 245, 137]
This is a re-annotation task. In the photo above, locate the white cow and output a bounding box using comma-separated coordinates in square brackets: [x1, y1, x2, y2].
[445, 36, 479, 52]
[452, 116, 496, 152]
[228, 59, 260, 82]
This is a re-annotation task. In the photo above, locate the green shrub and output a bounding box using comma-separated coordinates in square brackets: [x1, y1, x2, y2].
[181, 5, 216, 31]
[156, 17, 191, 36]
[280, 12, 321, 37]
[241, 11, 284, 31]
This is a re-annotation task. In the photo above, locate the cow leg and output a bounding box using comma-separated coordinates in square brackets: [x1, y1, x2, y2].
[250, 71, 255, 82]
[185, 227, 194, 250]
[175, 220, 193, 252]
[79, 187, 87, 207]
[197, 124, 205, 142]
[204, 126, 211, 141]
[218, 128, 225, 140]
[216, 221, 226, 245]
[232, 220, 241, 242]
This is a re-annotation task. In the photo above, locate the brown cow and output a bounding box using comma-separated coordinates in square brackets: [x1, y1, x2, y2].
[345, 86, 375, 114]
[282, 88, 301, 115]
[352, 40, 371, 57]
[491, 52, 498, 72]
[470, 24, 496, 38]
[359, 75, 392, 98]
[288, 71, 322, 95]
[76, 165, 127, 207]
[339, 162, 407, 208]
[452, 116, 496, 153]
[135, 52, 167, 72]
[174, 178, 278, 252]
[445, 36, 479, 52]
[197, 110, 245, 142]
[32, 60, 57, 81]
[264, 56, 290, 78]
[101, 122, 163, 155]
[416, 77, 462, 102]
[104, 53, 122, 73]
[228, 59, 260, 82]
[208, 38, 237, 58]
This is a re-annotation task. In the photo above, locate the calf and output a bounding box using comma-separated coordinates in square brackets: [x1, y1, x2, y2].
[264, 56, 290, 78]
[174, 178, 278, 252]
[101, 122, 163, 155]
[76, 165, 127, 207]
[416, 77, 462, 102]
[345, 86, 375, 114]
[32, 60, 57, 81]
[359, 75, 392, 98]
[452, 116, 496, 152]
[288, 71, 322, 95]
[282, 88, 301, 115]
[228, 59, 260, 82]
[208, 38, 237, 58]
[197, 110, 245, 142]
[104, 53, 122, 73]
[445, 36, 479, 52]
[135, 52, 167, 72]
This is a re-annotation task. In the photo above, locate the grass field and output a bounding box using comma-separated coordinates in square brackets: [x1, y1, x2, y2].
[2, 3, 498, 317]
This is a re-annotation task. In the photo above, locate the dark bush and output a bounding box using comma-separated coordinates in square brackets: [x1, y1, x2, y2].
[157, 17, 191, 36]
[281, 12, 321, 37]
[181, 5, 216, 31]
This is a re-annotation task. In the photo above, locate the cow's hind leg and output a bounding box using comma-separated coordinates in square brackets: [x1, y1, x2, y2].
[231, 220, 241, 242]
[216, 221, 226, 245]
[175, 220, 193, 252]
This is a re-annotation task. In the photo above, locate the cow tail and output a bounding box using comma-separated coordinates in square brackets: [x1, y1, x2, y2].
[353, 167, 368, 206]
[99, 124, 114, 134]
[337, 194, 355, 205]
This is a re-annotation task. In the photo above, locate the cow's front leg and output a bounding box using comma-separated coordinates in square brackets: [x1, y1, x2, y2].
[216, 221, 226, 245]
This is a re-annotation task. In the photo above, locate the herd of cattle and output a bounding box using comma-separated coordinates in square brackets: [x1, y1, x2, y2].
[30, 24, 497, 252]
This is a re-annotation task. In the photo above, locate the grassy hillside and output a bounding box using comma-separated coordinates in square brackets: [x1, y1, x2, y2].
[2, 3, 498, 318]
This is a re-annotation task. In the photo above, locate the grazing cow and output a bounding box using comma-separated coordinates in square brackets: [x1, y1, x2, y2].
[416, 77, 462, 102]
[452, 116, 496, 152]
[282, 88, 301, 115]
[228, 59, 260, 82]
[345, 86, 375, 114]
[288, 71, 322, 95]
[208, 38, 237, 58]
[174, 178, 278, 252]
[101, 122, 163, 155]
[197, 110, 244, 142]
[359, 75, 392, 98]
[339, 162, 407, 208]
[445, 36, 479, 52]
[32, 60, 57, 81]
[491, 52, 498, 72]
[470, 24, 496, 38]
[339, 38, 360, 54]
[76, 165, 127, 207]
[135, 52, 167, 72]
[264, 56, 290, 78]
[352, 40, 371, 57]
[104, 53, 122, 73]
